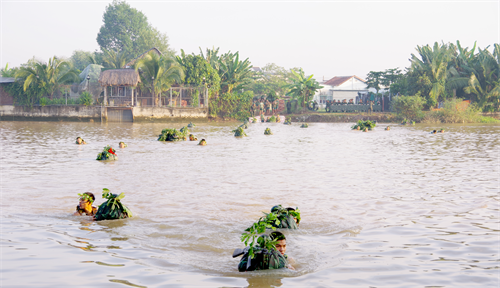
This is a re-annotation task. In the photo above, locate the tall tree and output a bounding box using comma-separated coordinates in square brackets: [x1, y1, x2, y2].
[409, 42, 453, 108]
[96, 0, 173, 58]
[463, 45, 500, 112]
[102, 49, 131, 69]
[287, 68, 323, 108]
[135, 52, 184, 106]
[70, 50, 94, 71]
[15, 56, 79, 99]
[218, 51, 253, 94]
[365, 71, 385, 95]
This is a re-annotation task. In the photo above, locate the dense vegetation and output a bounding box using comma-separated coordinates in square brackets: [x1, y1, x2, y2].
[368, 41, 500, 115]
[1, 0, 497, 123]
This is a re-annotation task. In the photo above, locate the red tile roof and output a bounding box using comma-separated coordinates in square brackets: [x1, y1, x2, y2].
[322, 75, 366, 87]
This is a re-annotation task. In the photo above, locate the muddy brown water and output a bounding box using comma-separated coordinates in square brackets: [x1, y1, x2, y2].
[1, 121, 499, 287]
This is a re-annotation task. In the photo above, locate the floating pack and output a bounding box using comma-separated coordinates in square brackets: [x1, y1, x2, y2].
[94, 189, 132, 221]
[234, 246, 287, 272]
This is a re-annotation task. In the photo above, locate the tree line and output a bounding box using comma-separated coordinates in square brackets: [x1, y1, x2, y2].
[366, 41, 500, 113]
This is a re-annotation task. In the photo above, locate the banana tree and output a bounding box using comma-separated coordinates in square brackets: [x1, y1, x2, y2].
[218, 51, 252, 94]
[410, 42, 452, 108]
[464, 45, 500, 112]
[287, 68, 323, 108]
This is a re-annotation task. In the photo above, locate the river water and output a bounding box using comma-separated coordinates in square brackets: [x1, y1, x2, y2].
[1, 121, 499, 287]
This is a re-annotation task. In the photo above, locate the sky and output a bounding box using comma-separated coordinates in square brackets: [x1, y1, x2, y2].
[1, 0, 499, 81]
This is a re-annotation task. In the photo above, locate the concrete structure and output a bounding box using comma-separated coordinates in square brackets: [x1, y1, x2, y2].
[0, 105, 208, 122]
[315, 76, 371, 103]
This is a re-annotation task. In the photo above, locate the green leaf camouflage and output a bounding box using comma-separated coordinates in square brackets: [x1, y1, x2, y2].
[94, 188, 132, 221]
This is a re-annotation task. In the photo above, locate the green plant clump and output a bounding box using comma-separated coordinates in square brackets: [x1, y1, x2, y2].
[252, 117, 257, 123]
[264, 128, 273, 135]
[96, 145, 118, 160]
[79, 91, 93, 106]
[267, 115, 277, 122]
[284, 117, 292, 125]
[240, 205, 300, 259]
[94, 188, 132, 221]
[300, 123, 308, 128]
[351, 120, 376, 130]
[158, 128, 188, 141]
[187, 122, 195, 128]
[233, 126, 247, 137]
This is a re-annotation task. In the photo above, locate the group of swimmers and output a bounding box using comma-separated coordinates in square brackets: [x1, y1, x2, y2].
[76, 137, 128, 148]
[74, 196, 298, 272]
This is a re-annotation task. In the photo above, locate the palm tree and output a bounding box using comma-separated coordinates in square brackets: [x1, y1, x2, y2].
[287, 68, 323, 108]
[102, 49, 131, 69]
[463, 44, 500, 111]
[134, 52, 184, 106]
[15, 56, 79, 99]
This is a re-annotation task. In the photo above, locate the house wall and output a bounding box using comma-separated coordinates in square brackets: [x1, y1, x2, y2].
[0, 85, 14, 105]
[337, 78, 368, 90]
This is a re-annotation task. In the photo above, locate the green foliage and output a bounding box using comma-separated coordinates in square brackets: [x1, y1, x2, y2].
[94, 188, 132, 221]
[264, 128, 273, 135]
[79, 91, 93, 106]
[391, 94, 425, 121]
[96, 146, 118, 160]
[284, 117, 292, 125]
[266, 115, 277, 122]
[252, 117, 257, 123]
[78, 193, 94, 204]
[232, 126, 247, 137]
[136, 52, 184, 106]
[241, 213, 279, 259]
[424, 98, 484, 123]
[300, 123, 308, 128]
[287, 68, 323, 108]
[14, 56, 79, 101]
[40, 97, 48, 107]
[218, 51, 253, 94]
[96, 0, 173, 58]
[70, 50, 95, 71]
[241, 205, 300, 259]
[187, 122, 195, 128]
[157, 128, 188, 141]
[210, 91, 254, 120]
[351, 120, 376, 130]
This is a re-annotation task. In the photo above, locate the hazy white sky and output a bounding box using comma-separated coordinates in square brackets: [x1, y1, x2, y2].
[1, 0, 498, 81]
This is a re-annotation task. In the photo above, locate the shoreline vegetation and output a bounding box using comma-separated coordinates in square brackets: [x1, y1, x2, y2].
[1, 1, 498, 125]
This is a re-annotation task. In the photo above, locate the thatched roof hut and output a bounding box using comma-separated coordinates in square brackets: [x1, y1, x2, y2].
[98, 69, 141, 87]
[123, 47, 163, 68]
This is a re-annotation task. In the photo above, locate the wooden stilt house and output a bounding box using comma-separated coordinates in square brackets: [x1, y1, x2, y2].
[98, 69, 141, 106]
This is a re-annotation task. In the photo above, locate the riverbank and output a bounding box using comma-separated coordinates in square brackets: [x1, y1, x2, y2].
[288, 112, 396, 123]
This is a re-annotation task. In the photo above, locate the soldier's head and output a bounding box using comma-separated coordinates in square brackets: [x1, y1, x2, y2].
[270, 231, 287, 256]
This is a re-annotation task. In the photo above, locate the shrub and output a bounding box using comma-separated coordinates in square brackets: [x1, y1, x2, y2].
[79, 91, 93, 106]
[391, 94, 425, 122]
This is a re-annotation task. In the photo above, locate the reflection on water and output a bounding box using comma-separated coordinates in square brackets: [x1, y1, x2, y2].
[0, 121, 499, 287]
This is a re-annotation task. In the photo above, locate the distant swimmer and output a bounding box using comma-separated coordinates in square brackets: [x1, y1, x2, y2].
[119, 141, 127, 148]
[76, 137, 87, 145]
[431, 130, 437, 134]
[74, 192, 97, 216]
[439, 129, 445, 133]
[189, 134, 198, 141]
[198, 139, 207, 146]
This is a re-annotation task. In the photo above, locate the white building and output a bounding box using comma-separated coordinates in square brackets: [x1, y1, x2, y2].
[315, 75, 373, 103]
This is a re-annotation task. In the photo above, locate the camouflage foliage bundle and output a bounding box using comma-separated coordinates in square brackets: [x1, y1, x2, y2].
[94, 189, 132, 221]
